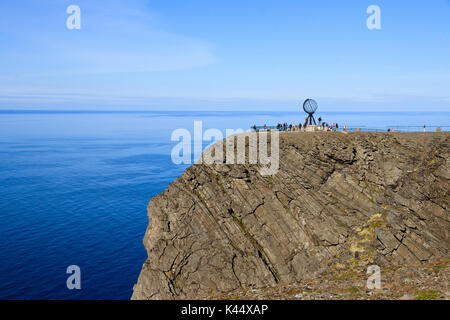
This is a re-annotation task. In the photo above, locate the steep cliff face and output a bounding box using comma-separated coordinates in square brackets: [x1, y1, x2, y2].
[132, 132, 449, 300]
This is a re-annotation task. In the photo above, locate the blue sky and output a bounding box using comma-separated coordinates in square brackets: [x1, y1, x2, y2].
[0, 0, 449, 111]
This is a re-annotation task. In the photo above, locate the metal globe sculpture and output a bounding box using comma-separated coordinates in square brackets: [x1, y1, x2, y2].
[303, 99, 318, 114]
[302, 99, 318, 125]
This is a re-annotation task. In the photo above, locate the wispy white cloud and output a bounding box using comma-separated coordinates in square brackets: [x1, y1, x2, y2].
[0, 0, 218, 75]
[0, 1, 448, 111]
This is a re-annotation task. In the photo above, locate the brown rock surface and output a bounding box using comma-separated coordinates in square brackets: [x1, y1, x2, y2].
[132, 132, 449, 300]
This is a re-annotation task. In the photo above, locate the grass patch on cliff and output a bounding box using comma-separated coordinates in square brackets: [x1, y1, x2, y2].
[430, 259, 449, 272]
[345, 286, 359, 293]
[209, 172, 225, 190]
[340, 286, 360, 298]
[194, 190, 205, 202]
[433, 264, 448, 271]
[415, 290, 440, 300]
[209, 172, 220, 180]
[327, 213, 386, 278]
[348, 213, 385, 266]
[333, 269, 359, 280]
[228, 208, 281, 283]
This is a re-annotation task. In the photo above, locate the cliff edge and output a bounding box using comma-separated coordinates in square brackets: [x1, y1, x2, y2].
[132, 132, 449, 299]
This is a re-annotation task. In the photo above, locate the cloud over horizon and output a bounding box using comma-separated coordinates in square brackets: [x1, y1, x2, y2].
[0, 0, 218, 75]
[0, 0, 448, 111]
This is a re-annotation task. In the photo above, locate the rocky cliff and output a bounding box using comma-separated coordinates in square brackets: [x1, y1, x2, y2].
[132, 132, 449, 300]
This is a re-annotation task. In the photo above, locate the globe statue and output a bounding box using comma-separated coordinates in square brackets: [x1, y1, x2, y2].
[302, 99, 318, 125]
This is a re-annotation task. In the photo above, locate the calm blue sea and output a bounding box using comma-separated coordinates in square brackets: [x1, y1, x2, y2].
[0, 110, 449, 299]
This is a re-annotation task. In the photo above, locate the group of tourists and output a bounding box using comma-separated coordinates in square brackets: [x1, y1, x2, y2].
[254, 116, 348, 132]
[317, 117, 347, 132]
[276, 123, 296, 131]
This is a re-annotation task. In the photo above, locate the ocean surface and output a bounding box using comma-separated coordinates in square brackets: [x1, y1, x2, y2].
[0, 110, 449, 299]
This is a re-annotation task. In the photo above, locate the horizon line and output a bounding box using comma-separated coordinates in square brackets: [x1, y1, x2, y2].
[0, 109, 449, 114]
